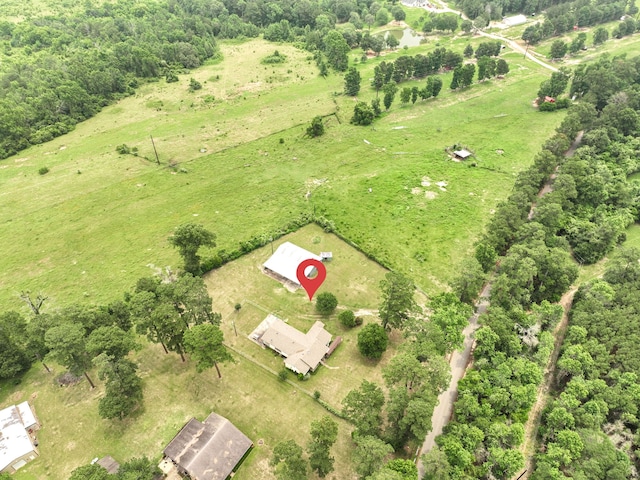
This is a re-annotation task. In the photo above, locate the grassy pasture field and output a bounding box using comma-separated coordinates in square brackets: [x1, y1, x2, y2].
[2, 225, 400, 480]
[0, 23, 598, 480]
[0, 37, 563, 310]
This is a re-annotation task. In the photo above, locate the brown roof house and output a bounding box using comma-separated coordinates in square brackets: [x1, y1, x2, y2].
[252, 314, 332, 375]
[163, 412, 252, 480]
[0, 401, 39, 473]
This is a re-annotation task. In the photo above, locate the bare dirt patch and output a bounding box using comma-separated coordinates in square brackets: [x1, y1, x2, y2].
[425, 191, 437, 200]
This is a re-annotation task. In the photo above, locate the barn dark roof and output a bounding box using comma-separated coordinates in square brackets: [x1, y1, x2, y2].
[163, 413, 252, 480]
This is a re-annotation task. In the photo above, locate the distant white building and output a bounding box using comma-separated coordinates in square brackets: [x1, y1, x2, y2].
[0, 402, 39, 473]
[263, 242, 322, 286]
[503, 14, 527, 26]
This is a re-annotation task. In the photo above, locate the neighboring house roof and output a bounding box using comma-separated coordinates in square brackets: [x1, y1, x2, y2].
[164, 412, 252, 480]
[0, 403, 37, 472]
[453, 149, 473, 159]
[263, 242, 322, 285]
[260, 318, 332, 375]
[503, 14, 527, 26]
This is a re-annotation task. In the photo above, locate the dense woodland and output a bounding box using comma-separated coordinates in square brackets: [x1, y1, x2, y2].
[421, 53, 640, 479]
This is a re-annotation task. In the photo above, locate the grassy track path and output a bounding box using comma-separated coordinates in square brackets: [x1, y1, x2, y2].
[515, 287, 576, 479]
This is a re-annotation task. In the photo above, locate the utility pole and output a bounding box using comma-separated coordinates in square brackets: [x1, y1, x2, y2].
[150, 135, 160, 165]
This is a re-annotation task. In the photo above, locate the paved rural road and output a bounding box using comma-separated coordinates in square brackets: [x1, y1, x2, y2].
[416, 282, 491, 478]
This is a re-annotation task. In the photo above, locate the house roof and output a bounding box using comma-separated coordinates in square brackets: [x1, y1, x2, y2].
[263, 242, 322, 285]
[260, 318, 332, 374]
[164, 412, 252, 480]
[0, 403, 36, 472]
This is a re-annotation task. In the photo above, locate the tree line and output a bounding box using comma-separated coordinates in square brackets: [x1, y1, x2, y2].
[531, 253, 640, 479]
[456, 0, 629, 31]
[346, 42, 509, 126]
[522, 0, 632, 45]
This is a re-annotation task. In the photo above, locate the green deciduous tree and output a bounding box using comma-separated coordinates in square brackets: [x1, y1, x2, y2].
[430, 293, 472, 353]
[385, 458, 418, 479]
[307, 416, 338, 477]
[400, 87, 411, 105]
[169, 223, 216, 275]
[379, 272, 417, 330]
[306, 116, 325, 137]
[421, 446, 451, 480]
[342, 380, 385, 437]
[382, 82, 398, 110]
[358, 323, 388, 359]
[45, 322, 95, 388]
[593, 27, 609, 45]
[0, 311, 31, 379]
[316, 292, 338, 315]
[496, 58, 510, 76]
[86, 326, 137, 359]
[351, 101, 375, 125]
[271, 439, 308, 480]
[353, 435, 394, 479]
[117, 456, 162, 480]
[94, 355, 143, 419]
[183, 323, 232, 378]
[323, 30, 350, 71]
[569, 33, 586, 54]
[339, 309, 356, 328]
[549, 40, 568, 60]
[344, 67, 361, 96]
[450, 258, 485, 304]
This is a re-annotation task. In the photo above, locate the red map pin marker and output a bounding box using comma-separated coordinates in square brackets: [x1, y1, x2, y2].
[296, 259, 327, 301]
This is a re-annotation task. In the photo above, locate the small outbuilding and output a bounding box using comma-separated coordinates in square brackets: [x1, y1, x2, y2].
[163, 412, 253, 480]
[0, 402, 39, 474]
[320, 252, 333, 262]
[263, 242, 322, 286]
[453, 149, 473, 160]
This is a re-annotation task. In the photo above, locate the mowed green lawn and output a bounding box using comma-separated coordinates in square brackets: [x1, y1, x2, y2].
[0, 37, 562, 310]
[4, 225, 400, 480]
